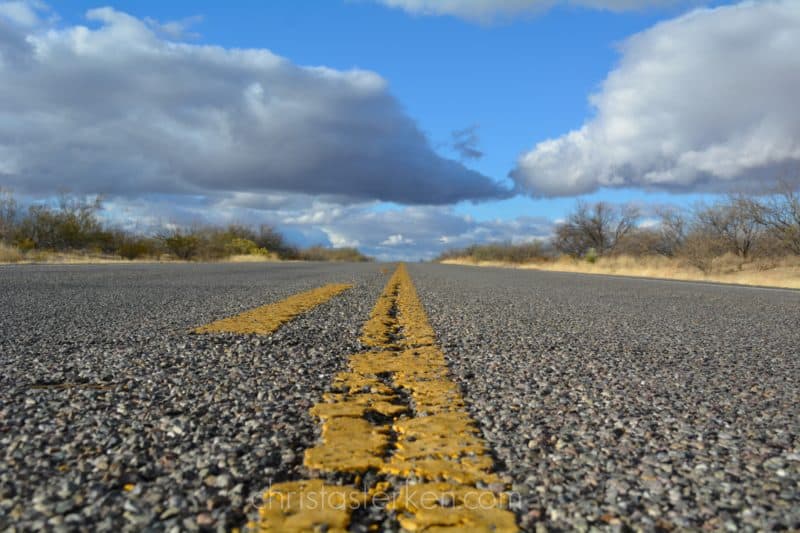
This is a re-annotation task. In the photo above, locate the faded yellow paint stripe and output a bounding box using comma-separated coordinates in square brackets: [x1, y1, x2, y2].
[252, 265, 518, 532]
[195, 283, 352, 335]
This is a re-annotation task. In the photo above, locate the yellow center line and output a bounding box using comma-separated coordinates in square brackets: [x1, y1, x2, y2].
[252, 265, 519, 532]
[194, 283, 352, 335]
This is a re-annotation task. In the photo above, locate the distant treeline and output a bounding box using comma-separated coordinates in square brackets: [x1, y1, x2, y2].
[0, 190, 371, 262]
[437, 242, 549, 264]
[438, 182, 800, 273]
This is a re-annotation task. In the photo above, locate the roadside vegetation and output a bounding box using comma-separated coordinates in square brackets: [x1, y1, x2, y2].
[296, 245, 371, 262]
[437, 182, 800, 289]
[0, 190, 371, 263]
[437, 241, 549, 264]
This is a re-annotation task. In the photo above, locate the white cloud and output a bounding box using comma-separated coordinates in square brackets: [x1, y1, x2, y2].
[0, 7, 509, 205]
[323, 230, 361, 249]
[290, 204, 553, 260]
[374, 0, 686, 22]
[512, 0, 800, 197]
[144, 14, 204, 40]
[0, 0, 49, 27]
[98, 193, 553, 260]
[381, 234, 414, 245]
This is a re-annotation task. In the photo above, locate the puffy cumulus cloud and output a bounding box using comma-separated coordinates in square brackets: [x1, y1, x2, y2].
[282, 204, 553, 260]
[0, 0, 51, 27]
[382, 234, 414, 246]
[97, 192, 551, 260]
[0, 7, 509, 205]
[374, 0, 686, 22]
[512, 0, 800, 197]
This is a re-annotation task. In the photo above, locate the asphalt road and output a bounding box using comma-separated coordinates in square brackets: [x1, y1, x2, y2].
[1, 262, 798, 531]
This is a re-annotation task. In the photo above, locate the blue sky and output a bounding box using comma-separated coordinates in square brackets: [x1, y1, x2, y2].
[54, 0, 713, 220]
[1, 0, 798, 259]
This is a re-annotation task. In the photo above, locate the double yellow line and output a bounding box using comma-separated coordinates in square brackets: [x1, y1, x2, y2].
[247, 265, 518, 532]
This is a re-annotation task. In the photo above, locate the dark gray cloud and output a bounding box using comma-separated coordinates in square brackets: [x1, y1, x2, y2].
[0, 6, 509, 205]
[512, 0, 800, 197]
[451, 125, 483, 161]
[0, 15, 31, 65]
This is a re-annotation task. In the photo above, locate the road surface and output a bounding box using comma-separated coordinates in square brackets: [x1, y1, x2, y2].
[1, 262, 798, 531]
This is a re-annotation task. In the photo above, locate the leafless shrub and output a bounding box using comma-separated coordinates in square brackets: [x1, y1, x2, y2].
[654, 207, 688, 257]
[0, 242, 23, 263]
[117, 235, 160, 260]
[679, 232, 725, 274]
[256, 224, 298, 258]
[298, 246, 371, 262]
[692, 196, 762, 261]
[553, 201, 640, 257]
[159, 228, 200, 260]
[15, 194, 111, 251]
[439, 183, 798, 274]
[747, 180, 800, 255]
[613, 228, 662, 256]
[0, 188, 17, 243]
[437, 241, 550, 263]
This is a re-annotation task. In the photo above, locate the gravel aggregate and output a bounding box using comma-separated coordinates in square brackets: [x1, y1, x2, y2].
[409, 264, 800, 532]
[0, 263, 385, 531]
[2, 262, 799, 532]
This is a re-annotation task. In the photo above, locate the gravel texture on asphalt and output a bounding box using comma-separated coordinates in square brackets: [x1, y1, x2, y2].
[2, 262, 799, 532]
[0, 263, 386, 532]
[408, 264, 800, 532]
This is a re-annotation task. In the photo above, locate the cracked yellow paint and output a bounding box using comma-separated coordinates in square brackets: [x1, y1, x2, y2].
[194, 283, 351, 335]
[256, 479, 371, 533]
[393, 272, 437, 348]
[347, 347, 467, 415]
[312, 392, 407, 419]
[252, 265, 518, 532]
[331, 371, 395, 395]
[360, 274, 399, 347]
[391, 414, 490, 460]
[388, 483, 518, 533]
[382, 456, 499, 486]
[304, 417, 391, 472]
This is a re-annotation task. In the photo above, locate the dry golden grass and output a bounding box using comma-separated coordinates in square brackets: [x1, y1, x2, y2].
[0, 247, 165, 264]
[226, 253, 280, 263]
[0, 246, 286, 265]
[442, 254, 800, 290]
[1, 249, 166, 264]
[0, 242, 23, 263]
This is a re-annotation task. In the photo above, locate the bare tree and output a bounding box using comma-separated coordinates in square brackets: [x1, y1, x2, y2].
[158, 227, 200, 260]
[553, 219, 588, 257]
[611, 203, 641, 252]
[680, 231, 724, 274]
[553, 201, 640, 256]
[613, 228, 662, 256]
[257, 224, 293, 255]
[693, 196, 762, 260]
[654, 206, 687, 257]
[0, 188, 17, 242]
[15, 194, 107, 250]
[748, 181, 800, 255]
